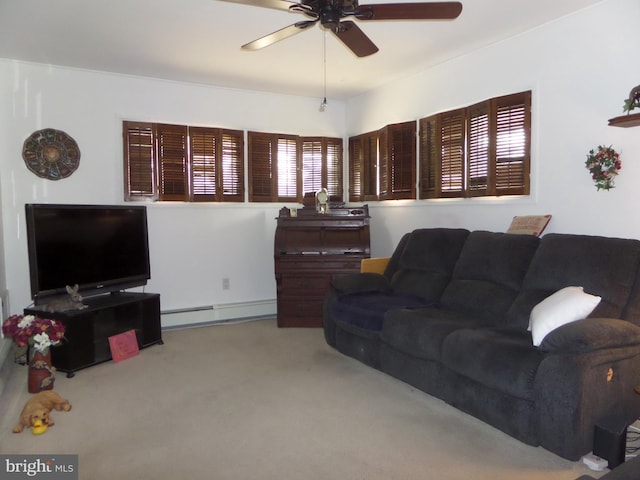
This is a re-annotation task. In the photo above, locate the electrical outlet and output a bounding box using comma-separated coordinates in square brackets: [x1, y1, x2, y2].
[222, 278, 230, 290]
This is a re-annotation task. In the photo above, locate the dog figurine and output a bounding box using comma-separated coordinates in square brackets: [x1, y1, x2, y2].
[13, 390, 72, 434]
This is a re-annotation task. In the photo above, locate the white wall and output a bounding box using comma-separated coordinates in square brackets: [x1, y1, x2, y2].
[0, 62, 345, 326]
[1, 0, 638, 328]
[0, 77, 9, 391]
[347, 0, 640, 258]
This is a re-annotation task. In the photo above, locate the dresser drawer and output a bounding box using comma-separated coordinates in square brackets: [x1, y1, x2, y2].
[276, 256, 364, 272]
[278, 274, 331, 293]
[277, 296, 325, 327]
[278, 296, 324, 316]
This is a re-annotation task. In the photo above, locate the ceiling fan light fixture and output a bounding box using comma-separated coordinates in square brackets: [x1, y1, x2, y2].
[320, 8, 341, 31]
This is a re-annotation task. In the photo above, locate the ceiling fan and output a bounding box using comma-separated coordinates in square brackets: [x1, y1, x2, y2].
[219, 0, 463, 57]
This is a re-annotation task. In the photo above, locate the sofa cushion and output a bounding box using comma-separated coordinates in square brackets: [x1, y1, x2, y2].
[390, 228, 469, 302]
[380, 307, 487, 361]
[382, 232, 412, 280]
[507, 234, 640, 330]
[442, 328, 545, 400]
[439, 231, 540, 323]
[331, 272, 391, 295]
[332, 292, 434, 332]
[529, 286, 601, 346]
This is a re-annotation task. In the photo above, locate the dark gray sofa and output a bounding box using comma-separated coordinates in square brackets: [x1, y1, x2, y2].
[323, 228, 640, 460]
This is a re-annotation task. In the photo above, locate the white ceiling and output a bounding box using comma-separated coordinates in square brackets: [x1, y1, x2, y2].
[0, 0, 603, 100]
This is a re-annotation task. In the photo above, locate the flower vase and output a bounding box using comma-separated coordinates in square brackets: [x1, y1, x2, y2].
[14, 346, 28, 366]
[28, 349, 55, 393]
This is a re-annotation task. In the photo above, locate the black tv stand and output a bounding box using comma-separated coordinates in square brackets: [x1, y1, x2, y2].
[25, 292, 162, 377]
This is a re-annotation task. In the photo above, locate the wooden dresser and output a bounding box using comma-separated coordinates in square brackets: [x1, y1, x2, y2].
[274, 205, 370, 327]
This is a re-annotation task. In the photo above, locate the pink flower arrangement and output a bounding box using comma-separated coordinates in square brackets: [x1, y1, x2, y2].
[2, 314, 65, 353]
[585, 145, 621, 191]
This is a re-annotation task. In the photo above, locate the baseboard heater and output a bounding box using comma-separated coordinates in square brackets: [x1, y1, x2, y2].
[161, 299, 277, 330]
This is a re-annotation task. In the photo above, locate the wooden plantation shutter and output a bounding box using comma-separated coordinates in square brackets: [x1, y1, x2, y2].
[248, 131, 275, 202]
[301, 137, 344, 201]
[124, 121, 156, 200]
[419, 116, 439, 199]
[190, 126, 217, 201]
[220, 129, 244, 202]
[467, 101, 491, 197]
[247, 132, 300, 202]
[348, 132, 378, 202]
[190, 127, 244, 202]
[156, 123, 188, 201]
[276, 135, 299, 202]
[124, 121, 244, 203]
[348, 135, 364, 202]
[466, 92, 531, 197]
[380, 121, 416, 200]
[325, 138, 343, 202]
[302, 138, 323, 196]
[419, 91, 531, 199]
[494, 91, 530, 195]
[439, 109, 465, 198]
[378, 127, 389, 199]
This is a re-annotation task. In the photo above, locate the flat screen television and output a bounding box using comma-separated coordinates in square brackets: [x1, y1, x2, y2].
[25, 204, 151, 305]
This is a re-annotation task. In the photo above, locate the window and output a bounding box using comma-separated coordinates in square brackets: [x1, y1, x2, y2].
[125, 123, 341, 204]
[190, 127, 244, 201]
[247, 132, 299, 202]
[123, 121, 244, 202]
[248, 132, 343, 203]
[301, 137, 343, 200]
[419, 91, 531, 199]
[348, 121, 417, 201]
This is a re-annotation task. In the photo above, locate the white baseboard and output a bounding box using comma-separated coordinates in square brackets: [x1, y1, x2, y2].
[161, 299, 277, 329]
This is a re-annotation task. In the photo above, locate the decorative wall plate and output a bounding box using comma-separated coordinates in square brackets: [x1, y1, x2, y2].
[22, 128, 81, 180]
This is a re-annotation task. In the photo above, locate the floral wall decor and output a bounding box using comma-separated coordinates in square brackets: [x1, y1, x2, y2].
[585, 145, 621, 191]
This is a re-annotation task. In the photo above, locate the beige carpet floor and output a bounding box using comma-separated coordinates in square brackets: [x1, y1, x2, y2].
[0, 318, 604, 480]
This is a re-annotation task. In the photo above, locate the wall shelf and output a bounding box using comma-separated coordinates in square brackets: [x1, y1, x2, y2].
[608, 112, 640, 128]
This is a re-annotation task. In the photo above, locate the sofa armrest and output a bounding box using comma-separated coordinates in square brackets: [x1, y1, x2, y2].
[535, 336, 640, 459]
[540, 318, 640, 353]
[331, 272, 391, 295]
[361, 257, 391, 274]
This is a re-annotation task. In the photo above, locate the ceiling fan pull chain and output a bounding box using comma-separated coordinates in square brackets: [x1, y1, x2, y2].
[320, 29, 328, 112]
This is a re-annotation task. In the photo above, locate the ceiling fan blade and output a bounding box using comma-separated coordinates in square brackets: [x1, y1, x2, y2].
[355, 2, 462, 21]
[216, 0, 299, 12]
[333, 21, 379, 57]
[242, 21, 316, 50]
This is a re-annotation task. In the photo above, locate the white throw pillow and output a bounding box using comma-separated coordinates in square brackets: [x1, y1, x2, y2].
[529, 286, 601, 347]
